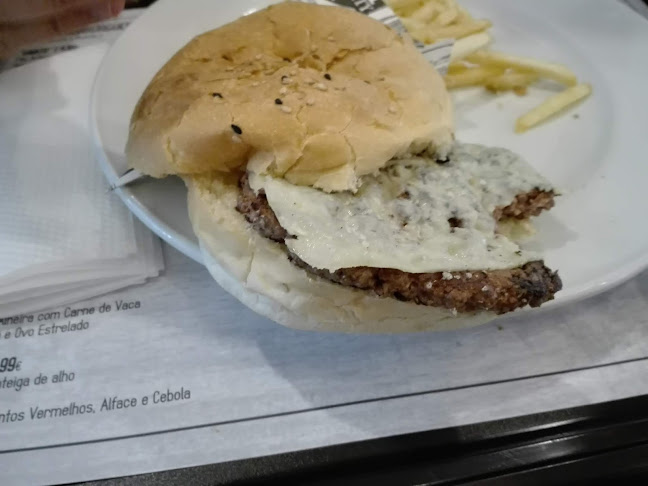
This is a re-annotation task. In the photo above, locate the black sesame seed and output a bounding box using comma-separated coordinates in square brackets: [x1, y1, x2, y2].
[275, 98, 283, 105]
[212, 92, 223, 98]
[324, 73, 332, 80]
[436, 158, 450, 165]
[231, 124, 242, 135]
[448, 217, 463, 229]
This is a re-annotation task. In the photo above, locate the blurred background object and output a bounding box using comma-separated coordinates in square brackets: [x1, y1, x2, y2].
[125, 0, 158, 7]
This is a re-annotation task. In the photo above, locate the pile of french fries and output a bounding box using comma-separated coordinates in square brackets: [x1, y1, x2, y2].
[386, 0, 492, 45]
[386, 0, 592, 133]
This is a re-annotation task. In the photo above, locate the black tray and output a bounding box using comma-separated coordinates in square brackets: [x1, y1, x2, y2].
[76, 395, 648, 485]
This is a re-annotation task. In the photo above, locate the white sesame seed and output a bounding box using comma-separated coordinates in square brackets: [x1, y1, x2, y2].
[442, 272, 453, 281]
[466, 272, 473, 278]
[315, 83, 328, 91]
[425, 281, 433, 289]
[389, 106, 398, 114]
[451, 308, 458, 317]
[231, 135, 242, 144]
[454, 275, 461, 280]
[281, 106, 293, 114]
[282, 77, 292, 85]
[255, 54, 262, 60]
[252, 82, 260, 87]
[306, 98, 315, 106]
[480, 179, 487, 186]
[279, 87, 288, 95]
[482, 285, 490, 292]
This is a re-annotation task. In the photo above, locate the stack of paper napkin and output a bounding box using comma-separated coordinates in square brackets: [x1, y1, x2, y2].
[0, 45, 163, 317]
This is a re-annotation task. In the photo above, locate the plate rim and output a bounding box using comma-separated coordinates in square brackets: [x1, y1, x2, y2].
[89, 89, 204, 264]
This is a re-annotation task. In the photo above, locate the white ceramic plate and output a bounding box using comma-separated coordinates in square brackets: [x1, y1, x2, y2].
[91, 0, 648, 308]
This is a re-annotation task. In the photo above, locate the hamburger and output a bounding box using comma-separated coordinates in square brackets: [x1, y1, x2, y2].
[126, 2, 561, 333]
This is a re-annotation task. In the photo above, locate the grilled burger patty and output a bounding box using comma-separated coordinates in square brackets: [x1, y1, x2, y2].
[236, 175, 561, 314]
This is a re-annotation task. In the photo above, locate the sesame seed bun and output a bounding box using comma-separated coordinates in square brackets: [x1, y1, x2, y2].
[126, 2, 454, 192]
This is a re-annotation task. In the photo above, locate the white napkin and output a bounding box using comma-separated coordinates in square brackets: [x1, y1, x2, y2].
[0, 45, 163, 317]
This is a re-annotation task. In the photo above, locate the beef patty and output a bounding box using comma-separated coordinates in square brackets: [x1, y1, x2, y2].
[236, 175, 561, 314]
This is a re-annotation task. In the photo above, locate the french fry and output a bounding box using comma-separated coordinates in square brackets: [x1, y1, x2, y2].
[447, 62, 470, 75]
[420, 19, 492, 43]
[484, 71, 539, 92]
[436, 5, 459, 26]
[466, 50, 578, 87]
[400, 17, 428, 38]
[450, 32, 493, 61]
[444, 66, 503, 89]
[387, 0, 425, 18]
[438, 0, 458, 10]
[385, 0, 422, 12]
[515, 83, 592, 133]
[410, 2, 440, 23]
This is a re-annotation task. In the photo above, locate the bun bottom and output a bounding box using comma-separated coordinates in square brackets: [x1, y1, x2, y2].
[186, 175, 496, 333]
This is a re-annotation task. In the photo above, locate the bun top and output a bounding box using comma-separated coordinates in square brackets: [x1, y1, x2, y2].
[127, 2, 454, 192]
